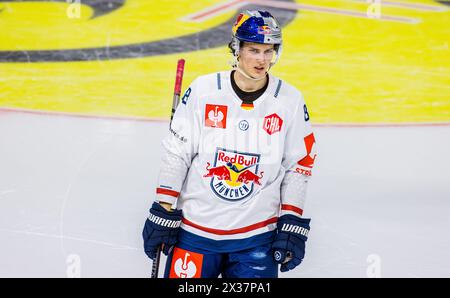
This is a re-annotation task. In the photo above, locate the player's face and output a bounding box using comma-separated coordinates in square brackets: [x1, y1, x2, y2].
[239, 42, 275, 79]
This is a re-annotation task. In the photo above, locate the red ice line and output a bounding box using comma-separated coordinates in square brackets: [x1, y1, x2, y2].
[1, 107, 449, 127]
[184, 0, 422, 24]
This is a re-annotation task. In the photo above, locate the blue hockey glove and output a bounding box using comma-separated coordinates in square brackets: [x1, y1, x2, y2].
[142, 202, 182, 259]
[272, 215, 311, 272]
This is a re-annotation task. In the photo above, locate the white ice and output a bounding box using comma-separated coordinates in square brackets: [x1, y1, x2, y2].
[0, 111, 449, 277]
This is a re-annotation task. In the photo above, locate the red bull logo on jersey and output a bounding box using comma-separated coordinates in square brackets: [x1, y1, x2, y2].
[203, 148, 263, 202]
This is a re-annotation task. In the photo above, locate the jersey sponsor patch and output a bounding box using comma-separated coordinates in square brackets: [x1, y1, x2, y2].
[205, 104, 227, 129]
[203, 148, 263, 202]
[169, 126, 188, 143]
[263, 113, 283, 135]
[169, 247, 203, 278]
[296, 133, 317, 176]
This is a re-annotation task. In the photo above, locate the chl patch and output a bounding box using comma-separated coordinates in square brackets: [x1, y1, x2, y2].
[263, 113, 283, 135]
[205, 104, 228, 129]
[169, 247, 204, 278]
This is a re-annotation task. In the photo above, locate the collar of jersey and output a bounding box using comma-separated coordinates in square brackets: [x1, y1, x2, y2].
[223, 70, 278, 111]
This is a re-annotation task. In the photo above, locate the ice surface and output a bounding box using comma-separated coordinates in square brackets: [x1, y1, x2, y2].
[0, 111, 449, 277]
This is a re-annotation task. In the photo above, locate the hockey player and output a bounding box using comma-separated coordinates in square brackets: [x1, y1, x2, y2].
[143, 10, 317, 278]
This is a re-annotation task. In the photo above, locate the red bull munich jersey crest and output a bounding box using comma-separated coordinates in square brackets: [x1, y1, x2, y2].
[203, 148, 263, 202]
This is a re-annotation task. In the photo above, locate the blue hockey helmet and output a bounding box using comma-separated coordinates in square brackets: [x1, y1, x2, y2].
[232, 10, 282, 45]
[230, 10, 282, 67]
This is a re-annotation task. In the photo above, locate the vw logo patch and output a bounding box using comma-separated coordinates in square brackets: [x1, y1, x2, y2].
[238, 120, 249, 131]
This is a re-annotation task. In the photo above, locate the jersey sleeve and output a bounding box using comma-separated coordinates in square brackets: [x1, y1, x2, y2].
[155, 79, 201, 206]
[280, 93, 317, 218]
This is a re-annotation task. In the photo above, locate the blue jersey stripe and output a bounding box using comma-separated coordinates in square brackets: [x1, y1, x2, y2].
[217, 72, 222, 90]
[274, 80, 282, 98]
[178, 229, 276, 253]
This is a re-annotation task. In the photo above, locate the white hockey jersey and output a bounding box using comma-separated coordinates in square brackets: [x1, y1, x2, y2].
[155, 70, 317, 252]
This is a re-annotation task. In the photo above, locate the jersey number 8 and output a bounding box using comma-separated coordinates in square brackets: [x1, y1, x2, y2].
[182, 87, 192, 105]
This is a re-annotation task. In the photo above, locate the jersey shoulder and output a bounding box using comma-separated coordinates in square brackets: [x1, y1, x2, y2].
[191, 71, 228, 96]
[271, 75, 306, 107]
[181, 71, 226, 107]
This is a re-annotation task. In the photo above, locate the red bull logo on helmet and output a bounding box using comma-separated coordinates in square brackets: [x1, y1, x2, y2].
[258, 25, 272, 35]
[203, 148, 263, 202]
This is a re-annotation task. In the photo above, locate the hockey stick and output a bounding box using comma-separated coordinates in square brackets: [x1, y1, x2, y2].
[150, 58, 185, 279]
[171, 59, 186, 125]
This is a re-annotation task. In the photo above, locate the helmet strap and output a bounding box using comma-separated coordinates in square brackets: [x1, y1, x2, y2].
[234, 64, 267, 81]
[269, 44, 282, 70]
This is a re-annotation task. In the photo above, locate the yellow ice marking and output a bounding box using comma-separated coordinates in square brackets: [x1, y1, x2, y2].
[0, 0, 449, 123]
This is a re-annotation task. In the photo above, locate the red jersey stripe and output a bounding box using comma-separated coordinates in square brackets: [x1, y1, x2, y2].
[156, 188, 179, 198]
[182, 217, 278, 235]
[281, 204, 304, 216]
